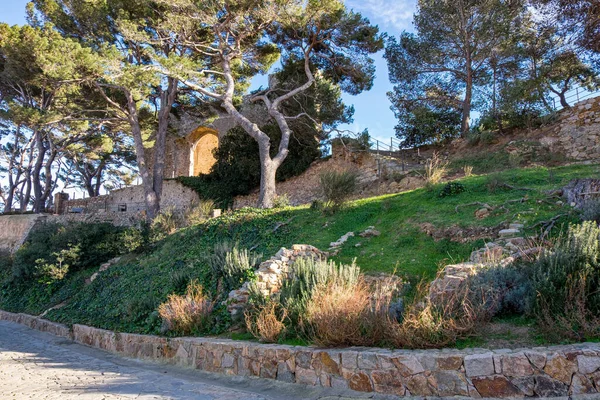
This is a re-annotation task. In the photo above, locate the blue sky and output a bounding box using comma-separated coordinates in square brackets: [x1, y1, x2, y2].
[0, 0, 417, 143]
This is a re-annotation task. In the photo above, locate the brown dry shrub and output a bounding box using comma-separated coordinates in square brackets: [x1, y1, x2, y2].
[388, 274, 497, 349]
[302, 276, 394, 347]
[245, 299, 287, 343]
[158, 280, 213, 335]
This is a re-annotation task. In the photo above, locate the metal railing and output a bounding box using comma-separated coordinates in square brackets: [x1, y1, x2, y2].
[333, 131, 409, 174]
[551, 86, 600, 111]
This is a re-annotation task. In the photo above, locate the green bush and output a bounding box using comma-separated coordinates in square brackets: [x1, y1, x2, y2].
[439, 182, 465, 198]
[466, 264, 533, 317]
[319, 169, 359, 211]
[0, 250, 13, 282]
[581, 199, 600, 224]
[532, 222, 600, 340]
[206, 241, 262, 293]
[12, 222, 125, 282]
[272, 194, 291, 209]
[185, 200, 215, 226]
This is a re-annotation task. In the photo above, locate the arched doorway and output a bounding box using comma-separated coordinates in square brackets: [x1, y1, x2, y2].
[188, 127, 219, 176]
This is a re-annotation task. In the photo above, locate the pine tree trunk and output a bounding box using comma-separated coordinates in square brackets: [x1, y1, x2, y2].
[461, 70, 473, 136]
[258, 145, 277, 209]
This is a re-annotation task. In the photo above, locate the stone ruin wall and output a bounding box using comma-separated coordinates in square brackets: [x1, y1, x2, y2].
[55, 180, 200, 226]
[542, 96, 600, 161]
[0, 214, 47, 254]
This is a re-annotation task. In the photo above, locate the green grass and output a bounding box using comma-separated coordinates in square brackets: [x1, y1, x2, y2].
[1, 163, 598, 335]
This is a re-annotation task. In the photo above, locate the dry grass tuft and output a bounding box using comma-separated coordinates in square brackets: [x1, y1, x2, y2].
[425, 152, 448, 184]
[245, 299, 287, 343]
[158, 280, 213, 335]
[463, 165, 474, 177]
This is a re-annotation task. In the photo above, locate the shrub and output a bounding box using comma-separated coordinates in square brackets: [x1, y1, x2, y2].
[151, 207, 184, 240]
[0, 250, 13, 283]
[158, 280, 214, 335]
[439, 182, 465, 198]
[185, 200, 215, 226]
[424, 152, 448, 185]
[13, 222, 125, 281]
[303, 278, 384, 347]
[466, 264, 533, 317]
[581, 199, 600, 224]
[531, 222, 600, 340]
[245, 298, 287, 343]
[272, 194, 291, 209]
[279, 257, 359, 327]
[319, 169, 359, 211]
[485, 174, 508, 193]
[35, 244, 81, 284]
[206, 241, 261, 293]
[389, 277, 494, 349]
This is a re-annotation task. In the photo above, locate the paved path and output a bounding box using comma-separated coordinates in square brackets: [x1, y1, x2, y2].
[0, 321, 385, 400]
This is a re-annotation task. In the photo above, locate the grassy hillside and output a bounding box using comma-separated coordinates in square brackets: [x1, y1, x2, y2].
[1, 163, 597, 335]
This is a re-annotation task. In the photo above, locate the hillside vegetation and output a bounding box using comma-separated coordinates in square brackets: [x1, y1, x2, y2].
[0, 163, 597, 339]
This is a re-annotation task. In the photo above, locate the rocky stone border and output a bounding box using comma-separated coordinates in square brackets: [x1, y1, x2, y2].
[2, 309, 600, 398]
[227, 245, 327, 317]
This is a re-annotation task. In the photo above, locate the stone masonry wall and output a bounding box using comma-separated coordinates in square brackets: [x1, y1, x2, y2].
[2, 309, 600, 398]
[58, 180, 200, 226]
[0, 214, 47, 254]
[542, 96, 600, 161]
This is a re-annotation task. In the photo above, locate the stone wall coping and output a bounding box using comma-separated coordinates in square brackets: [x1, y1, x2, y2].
[2, 309, 600, 398]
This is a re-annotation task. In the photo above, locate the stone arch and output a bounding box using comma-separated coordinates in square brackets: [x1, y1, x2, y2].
[188, 127, 219, 176]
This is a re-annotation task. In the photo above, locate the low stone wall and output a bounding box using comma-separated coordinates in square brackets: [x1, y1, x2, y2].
[2, 309, 600, 398]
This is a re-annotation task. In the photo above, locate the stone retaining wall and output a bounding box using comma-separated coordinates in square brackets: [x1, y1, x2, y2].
[2, 309, 600, 398]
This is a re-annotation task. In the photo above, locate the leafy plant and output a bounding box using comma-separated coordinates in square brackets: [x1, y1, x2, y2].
[319, 169, 359, 211]
[272, 194, 291, 209]
[206, 241, 261, 293]
[463, 165, 474, 177]
[581, 199, 600, 224]
[185, 200, 215, 226]
[439, 182, 466, 198]
[531, 222, 600, 340]
[12, 222, 125, 281]
[151, 206, 184, 240]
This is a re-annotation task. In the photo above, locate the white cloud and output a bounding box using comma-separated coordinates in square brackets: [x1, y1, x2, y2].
[345, 0, 416, 33]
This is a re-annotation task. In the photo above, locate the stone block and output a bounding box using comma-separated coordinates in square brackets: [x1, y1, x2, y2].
[577, 355, 600, 374]
[534, 375, 568, 397]
[544, 354, 577, 384]
[471, 375, 523, 398]
[348, 372, 373, 392]
[570, 373, 597, 394]
[371, 369, 405, 396]
[500, 353, 534, 377]
[433, 370, 469, 396]
[464, 353, 495, 377]
[524, 350, 546, 370]
[340, 351, 358, 370]
[391, 355, 425, 376]
[404, 373, 435, 396]
[357, 352, 378, 370]
[295, 367, 319, 386]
